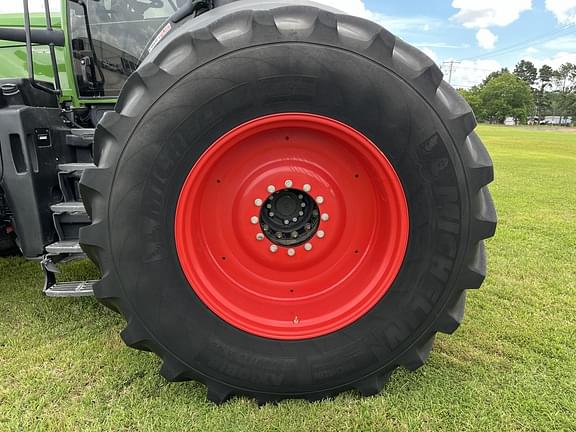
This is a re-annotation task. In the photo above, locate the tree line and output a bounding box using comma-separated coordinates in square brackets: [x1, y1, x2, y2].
[459, 60, 576, 125]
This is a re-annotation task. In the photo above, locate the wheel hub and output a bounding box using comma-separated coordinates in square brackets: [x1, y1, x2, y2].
[260, 188, 320, 247]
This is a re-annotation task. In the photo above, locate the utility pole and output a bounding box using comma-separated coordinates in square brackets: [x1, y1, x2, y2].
[442, 61, 461, 85]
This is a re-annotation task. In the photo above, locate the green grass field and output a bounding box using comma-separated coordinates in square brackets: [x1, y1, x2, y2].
[1, 125, 574, 431]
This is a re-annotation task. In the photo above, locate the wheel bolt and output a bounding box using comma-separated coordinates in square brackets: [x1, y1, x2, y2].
[262, 224, 269, 231]
[317, 230, 325, 239]
[305, 223, 312, 231]
[288, 248, 296, 257]
[267, 204, 272, 209]
[316, 196, 325, 205]
[299, 211, 304, 216]
[276, 232, 283, 239]
[250, 216, 259, 225]
[285, 179, 293, 188]
[321, 213, 330, 222]
[303, 184, 311, 192]
[292, 217, 298, 222]
[270, 245, 278, 253]
[269, 212, 275, 217]
[267, 185, 276, 193]
[284, 220, 290, 225]
[255, 198, 263, 207]
[291, 231, 299, 239]
[256, 233, 265, 241]
[304, 243, 313, 251]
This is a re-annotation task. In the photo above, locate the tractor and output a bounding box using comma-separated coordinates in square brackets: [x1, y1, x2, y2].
[0, 0, 496, 404]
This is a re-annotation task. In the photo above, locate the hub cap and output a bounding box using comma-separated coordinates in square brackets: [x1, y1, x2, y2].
[175, 113, 409, 340]
[260, 188, 320, 247]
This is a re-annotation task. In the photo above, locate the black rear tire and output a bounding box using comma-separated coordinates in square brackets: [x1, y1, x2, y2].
[80, 1, 496, 404]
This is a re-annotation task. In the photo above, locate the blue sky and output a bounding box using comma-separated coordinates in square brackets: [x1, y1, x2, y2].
[315, 0, 576, 88]
[2, 0, 575, 88]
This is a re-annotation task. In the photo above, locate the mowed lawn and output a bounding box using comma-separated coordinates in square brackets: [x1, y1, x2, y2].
[0, 125, 574, 431]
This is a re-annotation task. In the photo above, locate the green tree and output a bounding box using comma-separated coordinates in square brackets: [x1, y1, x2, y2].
[480, 72, 534, 123]
[459, 86, 485, 120]
[514, 60, 538, 87]
[553, 63, 576, 123]
[482, 68, 510, 85]
[535, 65, 554, 117]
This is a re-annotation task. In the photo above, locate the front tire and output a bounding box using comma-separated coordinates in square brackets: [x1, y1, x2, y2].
[80, 2, 496, 404]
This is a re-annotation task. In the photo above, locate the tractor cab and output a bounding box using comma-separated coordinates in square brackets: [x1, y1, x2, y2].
[0, 0, 182, 107]
[68, 0, 178, 98]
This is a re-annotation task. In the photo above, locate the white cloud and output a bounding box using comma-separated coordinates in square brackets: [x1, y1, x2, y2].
[476, 29, 498, 49]
[0, 0, 60, 13]
[312, 0, 441, 35]
[451, 0, 532, 28]
[545, 0, 576, 24]
[445, 59, 503, 88]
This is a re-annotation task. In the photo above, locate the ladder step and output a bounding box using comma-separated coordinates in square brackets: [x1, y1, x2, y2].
[51, 201, 86, 214]
[66, 129, 95, 148]
[45, 241, 83, 254]
[58, 163, 96, 172]
[45, 280, 95, 297]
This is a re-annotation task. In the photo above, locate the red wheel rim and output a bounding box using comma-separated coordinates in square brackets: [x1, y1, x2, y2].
[175, 113, 409, 340]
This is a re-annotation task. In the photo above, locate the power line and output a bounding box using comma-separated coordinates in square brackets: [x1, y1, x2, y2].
[459, 24, 576, 61]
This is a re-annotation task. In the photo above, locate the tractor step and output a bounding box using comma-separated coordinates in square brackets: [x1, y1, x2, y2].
[44, 280, 95, 297]
[45, 240, 83, 255]
[50, 201, 86, 214]
[66, 129, 95, 148]
[58, 163, 96, 172]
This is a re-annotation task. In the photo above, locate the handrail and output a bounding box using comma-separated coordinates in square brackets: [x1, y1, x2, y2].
[22, 0, 62, 95]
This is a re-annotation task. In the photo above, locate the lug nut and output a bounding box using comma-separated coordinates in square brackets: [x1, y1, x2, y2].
[267, 204, 272, 209]
[284, 220, 290, 225]
[317, 230, 325, 239]
[267, 185, 276, 193]
[276, 232, 283, 239]
[316, 196, 325, 205]
[254, 198, 263, 207]
[305, 223, 312, 231]
[262, 224, 269, 231]
[288, 248, 296, 257]
[321, 213, 330, 222]
[256, 233, 265, 241]
[250, 216, 259, 225]
[285, 179, 293, 188]
[292, 217, 298, 222]
[270, 245, 278, 253]
[304, 243, 313, 251]
[269, 212, 275, 217]
[291, 231, 299, 239]
[299, 211, 304, 216]
[303, 184, 311, 192]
